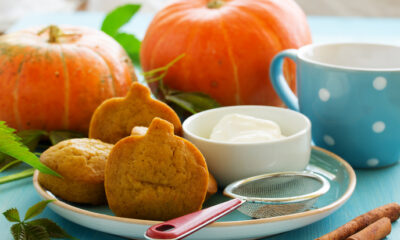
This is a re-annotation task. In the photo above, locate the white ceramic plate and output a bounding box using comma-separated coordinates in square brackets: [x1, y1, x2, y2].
[33, 147, 356, 240]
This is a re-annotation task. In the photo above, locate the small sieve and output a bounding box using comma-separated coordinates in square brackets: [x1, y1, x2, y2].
[145, 171, 330, 240]
[224, 171, 330, 218]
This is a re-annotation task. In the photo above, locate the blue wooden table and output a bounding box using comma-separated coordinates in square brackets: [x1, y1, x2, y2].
[1, 12, 400, 240]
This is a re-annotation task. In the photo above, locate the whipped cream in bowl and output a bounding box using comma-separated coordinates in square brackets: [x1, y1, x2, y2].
[182, 106, 311, 186]
[209, 113, 286, 143]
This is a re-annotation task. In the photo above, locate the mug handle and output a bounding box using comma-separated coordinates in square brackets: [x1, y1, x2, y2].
[270, 49, 299, 111]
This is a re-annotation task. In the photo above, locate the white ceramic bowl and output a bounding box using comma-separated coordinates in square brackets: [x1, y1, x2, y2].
[182, 106, 312, 186]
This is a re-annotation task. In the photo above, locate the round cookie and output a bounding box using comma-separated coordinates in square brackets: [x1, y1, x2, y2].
[105, 118, 208, 220]
[89, 82, 182, 144]
[38, 138, 113, 205]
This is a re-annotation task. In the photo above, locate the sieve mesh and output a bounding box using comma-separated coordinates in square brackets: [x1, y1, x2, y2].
[224, 172, 329, 218]
[238, 199, 317, 218]
[231, 175, 323, 199]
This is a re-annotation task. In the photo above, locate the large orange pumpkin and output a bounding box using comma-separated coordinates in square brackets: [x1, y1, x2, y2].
[141, 0, 311, 106]
[0, 25, 136, 133]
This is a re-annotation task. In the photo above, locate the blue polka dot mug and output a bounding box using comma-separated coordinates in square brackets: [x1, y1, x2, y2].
[270, 43, 400, 168]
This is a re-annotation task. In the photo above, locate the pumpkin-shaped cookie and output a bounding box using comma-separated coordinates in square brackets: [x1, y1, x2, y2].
[131, 125, 218, 200]
[89, 83, 182, 144]
[105, 118, 208, 220]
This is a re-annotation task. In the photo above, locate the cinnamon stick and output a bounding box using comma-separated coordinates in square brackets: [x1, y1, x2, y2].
[346, 217, 391, 240]
[315, 203, 400, 240]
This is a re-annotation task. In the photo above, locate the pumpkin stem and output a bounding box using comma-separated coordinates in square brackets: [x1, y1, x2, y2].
[207, 0, 225, 9]
[48, 25, 62, 43]
[38, 25, 62, 43]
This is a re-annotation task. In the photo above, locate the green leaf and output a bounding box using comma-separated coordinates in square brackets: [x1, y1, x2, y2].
[7, 202, 74, 240]
[101, 4, 142, 66]
[0, 168, 35, 184]
[0, 126, 18, 165]
[17, 130, 48, 152]
[11, 223, 26, 240]
[0, 130, 46, 171]
[141, 53, 221, 117]
[101, 4, 141, 37]
[24, 200, 54, 221]
[0, 122, 61, 177]
[165, 92, 221, 114]
[0, 152, 7, 163]
[48, 130, 85, 145]
[28, 219, 76, 239]
[3, 208, 21, 222]
[0, 160, 22, 173]
[113, 32, 141, 65]
[25, 224, 50, 240]
[141, 53, 186, 101]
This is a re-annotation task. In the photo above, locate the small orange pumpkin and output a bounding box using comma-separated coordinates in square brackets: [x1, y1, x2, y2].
[141, 0, 311, 106]
[0, 25, 137, 133]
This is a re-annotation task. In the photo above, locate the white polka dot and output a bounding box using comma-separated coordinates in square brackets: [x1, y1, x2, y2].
[373, 77, 387, 90]
[372, 121, 385, 133]
[319, 88, 330, 102]
[323, 135, 335, 146]
[367, 158, 379, 167]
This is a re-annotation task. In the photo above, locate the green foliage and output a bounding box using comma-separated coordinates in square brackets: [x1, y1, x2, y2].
[17, 130, 48, 152]
[101, 4, 220, 116]
[29, 219, 75, 239]
[0, 122, 60, 177]
[101, 4, 141, 36]
[113, 33, 141, 65]
[142, 54, 186, 84]
[23, 224, 49, 240]
[11, 224, 25, 240]
[142, 54, 221, 115]
[0, 123, 87, 185]
[0, 130, 46, 168]
[3, 200, 77, 240]
[48, 131, 85, 146]
[3, 208, 20, 222]
[24, 200, 53, 221]
[0, 130, 47, 174]
[101, 4, 141, 65]
[165, 92, 221, 114]
[0, 169, 35, 184]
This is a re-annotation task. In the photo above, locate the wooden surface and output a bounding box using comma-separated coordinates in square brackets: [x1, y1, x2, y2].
[1, 12, 400, 240]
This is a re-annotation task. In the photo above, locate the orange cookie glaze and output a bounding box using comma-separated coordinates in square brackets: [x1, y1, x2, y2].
[89, 82, 182, 144]
[105, 118, 208, 220]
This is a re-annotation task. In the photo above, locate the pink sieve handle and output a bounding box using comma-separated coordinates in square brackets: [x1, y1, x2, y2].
[145, 198, 245, 240]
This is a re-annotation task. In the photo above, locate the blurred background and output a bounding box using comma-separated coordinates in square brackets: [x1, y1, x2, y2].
[0, 0, 399, 33]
